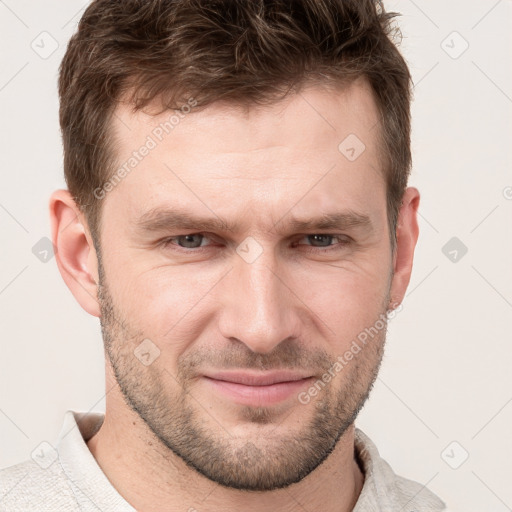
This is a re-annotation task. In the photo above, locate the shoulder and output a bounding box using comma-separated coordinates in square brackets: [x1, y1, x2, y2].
[390, 472, 448, 511]
[354, 428, 447, 512]
[0, 458, 80, 512]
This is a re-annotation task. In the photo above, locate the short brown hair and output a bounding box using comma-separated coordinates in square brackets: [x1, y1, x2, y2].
[59, 0, 412, 249]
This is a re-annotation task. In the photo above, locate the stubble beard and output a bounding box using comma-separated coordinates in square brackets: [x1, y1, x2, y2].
[97, 259, 387, 491]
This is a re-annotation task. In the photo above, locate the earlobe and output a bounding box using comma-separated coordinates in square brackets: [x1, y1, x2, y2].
[49, 190, 101, 317]
[389, 187, 420, 309]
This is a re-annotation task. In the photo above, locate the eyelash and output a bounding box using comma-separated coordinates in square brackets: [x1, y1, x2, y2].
[160, 233, 351, 254]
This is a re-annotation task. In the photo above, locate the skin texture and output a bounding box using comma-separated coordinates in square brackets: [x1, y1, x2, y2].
[50, 78, 420, 512]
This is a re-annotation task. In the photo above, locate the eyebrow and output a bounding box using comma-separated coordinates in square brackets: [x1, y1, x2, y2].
[135, 207, 373, 235]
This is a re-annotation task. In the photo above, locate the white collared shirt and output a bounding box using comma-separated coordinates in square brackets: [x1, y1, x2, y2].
[0, 410, 448, 511]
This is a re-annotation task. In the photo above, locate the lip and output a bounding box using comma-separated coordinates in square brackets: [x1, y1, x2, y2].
[203, 370, 313, 386]
[202, 371, 314, 406]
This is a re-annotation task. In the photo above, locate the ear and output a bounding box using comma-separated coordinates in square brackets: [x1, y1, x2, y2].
[49, 190, 100, 317]
[389, 187, 420, 309]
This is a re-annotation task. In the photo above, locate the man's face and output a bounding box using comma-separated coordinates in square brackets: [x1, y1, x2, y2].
[96, 80, 394, 491]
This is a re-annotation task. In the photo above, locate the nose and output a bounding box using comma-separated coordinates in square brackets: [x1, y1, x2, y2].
[217, 245, 300, 354]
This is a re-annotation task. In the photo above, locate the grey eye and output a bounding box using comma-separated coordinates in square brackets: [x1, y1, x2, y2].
[306, 235, 334, 247]
[176, 234, 205, 248]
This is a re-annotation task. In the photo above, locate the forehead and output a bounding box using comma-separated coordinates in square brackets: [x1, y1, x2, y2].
[113, 78, 381, 156]
[103, 79, 385, 233]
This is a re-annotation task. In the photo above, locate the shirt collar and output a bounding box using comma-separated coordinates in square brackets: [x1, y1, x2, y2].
[56, 410, 135, 512]
[56, 411, 441, 512]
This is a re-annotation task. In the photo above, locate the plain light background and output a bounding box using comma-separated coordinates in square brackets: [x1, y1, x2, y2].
[0, 1, 511, 511]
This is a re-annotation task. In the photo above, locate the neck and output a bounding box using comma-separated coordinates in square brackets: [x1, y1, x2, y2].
[87, 377, 364, 512]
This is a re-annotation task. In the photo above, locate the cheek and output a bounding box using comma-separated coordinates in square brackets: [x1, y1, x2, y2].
[109, 262, 225, 348]
[101, 228, 392, 357]
[295, 255, 391, 348]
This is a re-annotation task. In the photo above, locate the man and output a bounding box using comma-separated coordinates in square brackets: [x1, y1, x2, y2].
[0, 0, 448, 510]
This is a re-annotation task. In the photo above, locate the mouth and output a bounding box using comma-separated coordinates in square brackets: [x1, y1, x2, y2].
[201, 370, 315, 406]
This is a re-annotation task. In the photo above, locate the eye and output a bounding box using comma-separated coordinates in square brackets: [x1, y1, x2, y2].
[302, 234, 335, 247]
[294, 234, 351, 251]
[162, 233, 213, 250]
[159, 233, 351, 254]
